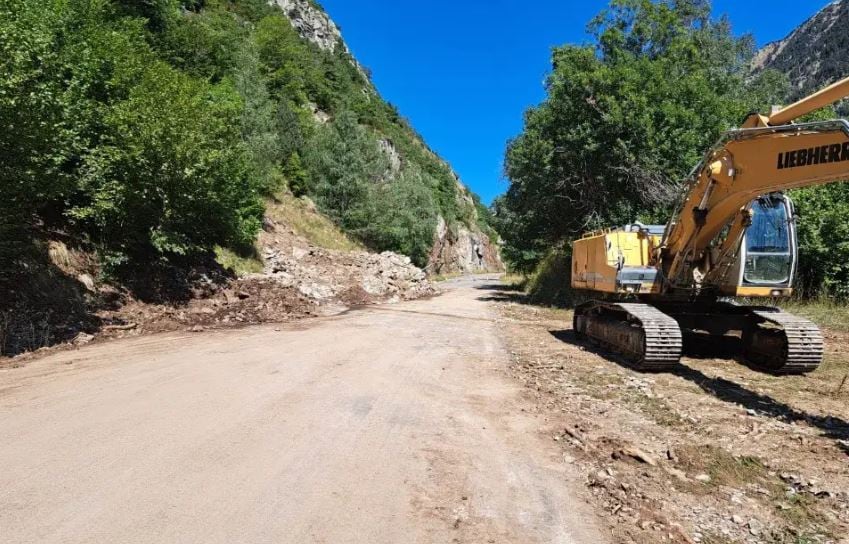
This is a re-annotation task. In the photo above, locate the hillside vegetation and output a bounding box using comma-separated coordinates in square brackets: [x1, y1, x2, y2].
[753, 0, 849, 104]
[495, 0, 849, 300]
[0, 0, 487, 283]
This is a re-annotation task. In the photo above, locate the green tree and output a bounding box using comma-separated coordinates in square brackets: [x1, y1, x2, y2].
[70, 63, 262, 260]
[499, 0, 784, 272]
[284, 152, 310, 197]
[791, 185, 849, 299]
[304, 110, 388, 229]
[359, 166, 439, 266]
[0, 0, 152, 265]
[157, 5, 247, 82]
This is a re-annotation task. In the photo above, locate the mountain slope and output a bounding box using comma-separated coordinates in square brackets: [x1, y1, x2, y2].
[0, 0, 500, 357]
[752, 0, 849, 100]
[271, 0, 502, 273]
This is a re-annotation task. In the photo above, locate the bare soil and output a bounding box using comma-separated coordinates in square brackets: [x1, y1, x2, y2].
[490, 285, 849, 544]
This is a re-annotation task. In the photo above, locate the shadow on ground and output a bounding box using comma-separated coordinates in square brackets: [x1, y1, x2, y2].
[475, 283, 542, 305]
[549, 328, 849, 454]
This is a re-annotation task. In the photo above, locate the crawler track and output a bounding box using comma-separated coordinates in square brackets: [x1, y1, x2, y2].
[573, 302, 682, 370]
[743, 308, 824, 374]
[573, 301, 823, 375]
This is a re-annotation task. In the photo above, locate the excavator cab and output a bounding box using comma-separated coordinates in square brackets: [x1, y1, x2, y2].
[742, 194, 797, 289]
[709, 193, 798, 297]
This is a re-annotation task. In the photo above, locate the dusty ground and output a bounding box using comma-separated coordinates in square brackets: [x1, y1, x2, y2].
[490, 284, 849, 544]
[0, 276, 605, 544]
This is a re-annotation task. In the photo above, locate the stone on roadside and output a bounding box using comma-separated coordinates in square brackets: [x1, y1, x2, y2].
[618, 446, 657, 466]
[72, 332, 94, 346]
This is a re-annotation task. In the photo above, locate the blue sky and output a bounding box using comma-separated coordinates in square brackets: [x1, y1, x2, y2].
[319, 1, 831, 204]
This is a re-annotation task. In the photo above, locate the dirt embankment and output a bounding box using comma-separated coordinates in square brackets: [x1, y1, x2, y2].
[1, 208, 435, 362]
[492, 292, 849, 544]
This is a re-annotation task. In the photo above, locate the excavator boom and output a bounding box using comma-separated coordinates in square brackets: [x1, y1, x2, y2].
[768, 77, 849, 125]
[662, 119, 849, 289]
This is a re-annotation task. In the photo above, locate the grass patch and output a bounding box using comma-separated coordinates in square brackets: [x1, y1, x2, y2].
[775, 298, 849, 333]
[773, 491, 826, 529]
[215, 245, 264, 277]
[266, 192, 363, 252]
[500, 274, 527, 290]
[625, 392, 684, 427]
[675, 445, 768, 489]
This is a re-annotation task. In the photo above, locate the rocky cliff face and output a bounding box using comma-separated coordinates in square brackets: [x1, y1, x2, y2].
[270, 0, 503, 274]
[270, 0, 344, 53]
[753, 0, 849, 101]
[428, 215, 503, 275]
[427, 177, 503, 275]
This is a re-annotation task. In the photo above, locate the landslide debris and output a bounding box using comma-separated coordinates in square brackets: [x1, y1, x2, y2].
[1, 206, 435, 362]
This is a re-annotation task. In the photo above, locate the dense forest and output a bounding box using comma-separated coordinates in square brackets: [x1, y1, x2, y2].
[495, 0, 849, 300]
[0, 0, 488, 281]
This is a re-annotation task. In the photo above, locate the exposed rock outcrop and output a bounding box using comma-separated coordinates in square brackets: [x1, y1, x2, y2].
[377, 138, 402, 177]
[270, 0, 344, 53]
[426, 170, 504, 274]
[752, 0, 849, 102]
[270, 0, 369, 80]
[428, 215, 503, 275]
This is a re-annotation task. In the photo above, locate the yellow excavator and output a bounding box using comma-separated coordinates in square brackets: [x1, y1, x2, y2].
[571, 75, 849, 374]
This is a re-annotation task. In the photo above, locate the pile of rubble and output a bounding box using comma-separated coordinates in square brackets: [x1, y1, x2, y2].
[1, 198, 439, 361]
[261, 245, 434, 305]
[44, 215, 438, 353]
[89, 223, 436, 341]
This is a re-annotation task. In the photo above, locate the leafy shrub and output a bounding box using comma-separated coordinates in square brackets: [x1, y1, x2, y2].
[1, 0, 261, 271]
[357, 166, 439, 266]
[71, 63, 262, 259]
[790, 184, 849, 299]
[525, 248, 585, 307]
[284, 152, 310, 197]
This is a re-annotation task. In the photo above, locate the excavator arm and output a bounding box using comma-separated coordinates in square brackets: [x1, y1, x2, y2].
[660, 76, 849, 292]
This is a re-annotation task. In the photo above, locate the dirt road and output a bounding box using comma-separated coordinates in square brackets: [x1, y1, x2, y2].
[0, 276, 604, 544]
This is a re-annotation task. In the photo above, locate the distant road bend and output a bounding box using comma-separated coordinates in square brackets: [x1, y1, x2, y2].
[0, 276, 605, 544]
